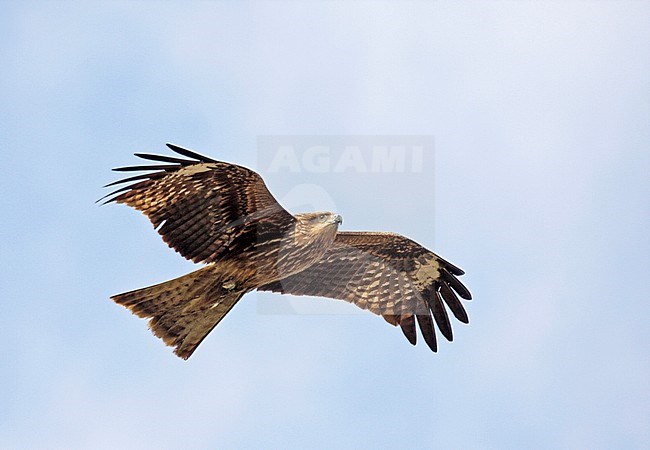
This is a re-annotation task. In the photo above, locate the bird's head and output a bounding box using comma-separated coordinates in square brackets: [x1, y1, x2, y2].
[294, 211, 342, 244]
[296, 211, 342, 228]
[298, 211, 342, 225]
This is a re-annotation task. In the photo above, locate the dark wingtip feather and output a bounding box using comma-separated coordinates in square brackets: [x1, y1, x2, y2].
[95, 195, 111, 205]
[439, 282, 469, 324]
[98, 178, 152, 204]
[112, 164, 179, 172]
[416, 314, 437, 352]
[399, 315, 417, 345]
[437, 256, 465, 276]
[96, 185, 131, 204]
[96, 193, 118, 205]
[166, 143, 217, 163]
[96, 195, 122, 206]
[103, 173, 154, 187]
[134, 153, 195, 165]
[441, 268, 472, 300]
[431, 291, 453, 342]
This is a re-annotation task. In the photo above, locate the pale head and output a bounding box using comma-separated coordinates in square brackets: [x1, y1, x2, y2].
[294, 211, 342, 246]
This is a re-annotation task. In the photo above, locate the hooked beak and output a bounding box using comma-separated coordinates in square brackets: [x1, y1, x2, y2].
[334, 214, 343, 225]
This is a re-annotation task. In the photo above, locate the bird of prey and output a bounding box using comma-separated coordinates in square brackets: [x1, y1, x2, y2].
[102, 144, 472, 359]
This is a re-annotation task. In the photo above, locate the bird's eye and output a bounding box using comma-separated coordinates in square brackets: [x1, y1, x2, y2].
[319, 214, 326, 221]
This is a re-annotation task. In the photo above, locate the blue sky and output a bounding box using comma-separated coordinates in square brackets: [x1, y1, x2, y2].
[1, 1, 648, 449]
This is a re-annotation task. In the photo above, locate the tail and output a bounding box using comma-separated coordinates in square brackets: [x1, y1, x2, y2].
[111, 266, 246, 359]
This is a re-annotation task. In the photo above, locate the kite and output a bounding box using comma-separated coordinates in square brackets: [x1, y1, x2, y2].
[102, 144, 472, 359]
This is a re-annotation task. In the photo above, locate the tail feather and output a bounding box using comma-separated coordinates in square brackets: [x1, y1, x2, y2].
[112, 267, 246, 359]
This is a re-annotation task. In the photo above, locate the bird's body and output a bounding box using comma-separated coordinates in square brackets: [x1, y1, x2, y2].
[104, 144, 472, 359]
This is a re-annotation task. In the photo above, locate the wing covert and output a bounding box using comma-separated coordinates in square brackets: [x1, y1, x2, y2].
[259, 231, 472, 352]
[102, 144, 295, 263]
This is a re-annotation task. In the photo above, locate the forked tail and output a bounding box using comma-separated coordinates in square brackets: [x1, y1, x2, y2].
[111, 266, 246, 359]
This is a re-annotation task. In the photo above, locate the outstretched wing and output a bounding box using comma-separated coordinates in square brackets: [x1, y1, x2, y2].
[258, 231, 472, 352]
[101, 143, 295, 263]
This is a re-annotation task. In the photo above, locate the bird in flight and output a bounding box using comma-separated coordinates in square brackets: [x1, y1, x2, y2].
[102, 144, 472, 359]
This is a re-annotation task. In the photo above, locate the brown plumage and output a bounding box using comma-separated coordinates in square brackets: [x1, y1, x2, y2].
[104, 144, 472, 359]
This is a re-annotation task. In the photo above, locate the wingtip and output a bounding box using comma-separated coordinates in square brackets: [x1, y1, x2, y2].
[165, 142, 184, 153]
[112, 164, 174, 172]
[165, 143, 217, 163]
[441, 268, 472, 300]
[416, 314, 438, 353]
[95, 192, 117, 205]
[399, 315, 417, 346]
